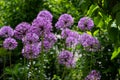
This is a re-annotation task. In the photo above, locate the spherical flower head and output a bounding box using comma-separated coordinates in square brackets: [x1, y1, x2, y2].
[66, 36, 79, 47]
[58, 50, 75, 68]
[14, 22, 31, 40]
[80, 33, 100, 52]
[61, 29, 80, 47]
[22, 43, 40, 59]
[55, 14, 74, 29]
[3, 37, 18, 50]
[29, 17, 52, 37]
[44, 32, 57, 44]
[61, 28, 71, 38]
[22, 33, 39, 45]
[37, 10, 53, 22]
[39, 36, 56, 52]
[78, 17, 94, 31]
[85, 70, 101, 80]
[0, 26, 14, 38]
[39, 40, 51, 51]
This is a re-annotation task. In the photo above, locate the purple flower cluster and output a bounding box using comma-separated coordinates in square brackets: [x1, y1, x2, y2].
[0, 26, 18, 50]
[21, 10, 55, 59]
[38, 32, 57, 51]
[78, 17, 94, 31]
[85, 70, 101, 80]
[14, 22, 31, 40]
[61, 28, 80, 47]
[22, 44, 40, 59]
[80, 33, 100, 52]
[58, 50, 75, 68]
[55, 14, 74, 29]
[37, 10, 53, 22]
[66, 31, 80, 47]
[3, 37, 18, 50]
[0, 26, 14, 38]
[29, 17, 52, 37]
[22, 33, 39, 45]
[61, 28, 71, 38]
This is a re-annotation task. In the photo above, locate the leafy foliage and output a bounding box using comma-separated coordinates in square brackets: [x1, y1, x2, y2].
[0, 0, 120, 80]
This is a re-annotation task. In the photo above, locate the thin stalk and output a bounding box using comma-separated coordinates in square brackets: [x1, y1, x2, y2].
[0, 73, 6, 79]
[30, 59, 33, 80]
[61, 67, 66, 80]
[3, 55, 6, 80]
[90, 52, 93, 71]
[23, 37, 27, 80]
[9, 52, 14, 80]
[40, 32, 45, 80]
[24, 58, 27, 80]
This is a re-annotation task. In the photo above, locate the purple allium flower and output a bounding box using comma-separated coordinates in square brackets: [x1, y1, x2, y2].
[55, 14, 74, 29]
[22, 43, 40, 59]
[37, 10, 53, 22]
[29, 17, 52, 37]
[66, 36, 79, 47]
[80, 33, 100, 52]
[61, 28, 80, 47]
[58, 50, 75, 68]
[78, 17, 94, 31]
[14, 22, 31, 40]
[39, 32, 57, 51]
[44, 32, 57, 44]
[61, 28, 71, 38]
[85, 70, 101, 80]
[22, 33, 39, 45]
[66, 31, 80, 47]
[39, 40, 51, 51]
[0, 26, 14, 38]
[3, 37, 18, 50]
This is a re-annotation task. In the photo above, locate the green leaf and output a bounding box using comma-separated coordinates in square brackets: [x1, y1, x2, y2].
[87, 4, 99, 16]
[116, 12, 120, 26]
[111, 47, 120, 60]
[112, 3, 120, 14]
[108, 27, 120, 45]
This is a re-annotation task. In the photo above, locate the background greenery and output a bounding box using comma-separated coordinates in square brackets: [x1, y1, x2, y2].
[0, 0, 120, 80]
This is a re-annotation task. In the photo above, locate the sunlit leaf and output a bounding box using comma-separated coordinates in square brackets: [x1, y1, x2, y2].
[111, 47, 120, 60]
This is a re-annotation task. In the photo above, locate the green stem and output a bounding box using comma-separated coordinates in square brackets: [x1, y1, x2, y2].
[30, 59, 33, 80]
[0, 73, 6, 79]
[61, 67, 66, 80]
[24, 58, 27, 80]
[90, 52, 93, 71]
[40, 32, 45, 80]
[9, 52, 14, 80]
[3, 55, 6, 80]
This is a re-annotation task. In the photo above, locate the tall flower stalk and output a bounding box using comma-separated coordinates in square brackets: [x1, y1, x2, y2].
[40, 32, 45, 80]
[3, 54, 6, 80]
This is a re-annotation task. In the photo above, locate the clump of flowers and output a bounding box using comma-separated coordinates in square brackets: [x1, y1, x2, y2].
[58, 50, 75, 68]
[29, 17, 52, 37]
[85, 70, 101, 80]
[0, 26, 14, 38]
[3, 37, 18, 50]
[55, 14, 74, 29]
[14, 22, 31, 40]
[61, 28, 80, 47]
[61, 28, 71, 38]
[78, 17, 94, 31]
[22, 33, 39, 45]
[38, 32, 57, 51]
[37, 10, 53, 22]
[66, 32, 80, 47]
[22, 44, 40, 59]
[80, 33, 100, 52]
